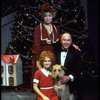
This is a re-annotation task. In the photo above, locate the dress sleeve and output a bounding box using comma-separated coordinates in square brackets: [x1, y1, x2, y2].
[32, 24, 41, 55]
[33, 70, 40, 84]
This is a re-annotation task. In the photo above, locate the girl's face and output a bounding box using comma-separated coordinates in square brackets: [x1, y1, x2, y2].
[43, 57, 51, 69]
[43, 12, 53, 24]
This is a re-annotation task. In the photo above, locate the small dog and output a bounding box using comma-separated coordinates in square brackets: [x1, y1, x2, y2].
[51, 64, 75, 100]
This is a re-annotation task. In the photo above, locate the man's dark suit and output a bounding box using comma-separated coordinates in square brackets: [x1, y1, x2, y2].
[54, 43, 84, 100]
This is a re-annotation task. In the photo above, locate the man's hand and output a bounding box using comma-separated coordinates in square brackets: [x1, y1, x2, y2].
[73, 44, 81, 51]
[60, 76, 70, 84]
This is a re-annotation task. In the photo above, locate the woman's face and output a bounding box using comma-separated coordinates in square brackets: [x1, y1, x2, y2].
[43, 12, 53, 24]
[43, 57, 51, 69]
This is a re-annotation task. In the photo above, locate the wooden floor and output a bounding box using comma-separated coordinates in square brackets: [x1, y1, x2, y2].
[1, 89, 99, 100]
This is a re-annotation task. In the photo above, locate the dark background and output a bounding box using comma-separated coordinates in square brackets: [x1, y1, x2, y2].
[87, 0, 99, 67]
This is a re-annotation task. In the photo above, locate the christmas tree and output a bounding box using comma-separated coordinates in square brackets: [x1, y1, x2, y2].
[5, 0, 98, 88]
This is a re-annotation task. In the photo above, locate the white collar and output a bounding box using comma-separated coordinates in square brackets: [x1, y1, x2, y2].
[41, 68, 51, 77]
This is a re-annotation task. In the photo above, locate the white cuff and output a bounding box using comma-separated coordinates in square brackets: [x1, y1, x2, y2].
[69, 74, 74, 82]
[33, 79, 39, 83]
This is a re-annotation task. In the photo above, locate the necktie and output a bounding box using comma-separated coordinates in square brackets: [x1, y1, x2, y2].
[61, 48, 68, 52]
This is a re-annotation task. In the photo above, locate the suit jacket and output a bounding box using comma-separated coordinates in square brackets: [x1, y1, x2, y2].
[54, 42, 84, 99]
[54, 43, 83, 83]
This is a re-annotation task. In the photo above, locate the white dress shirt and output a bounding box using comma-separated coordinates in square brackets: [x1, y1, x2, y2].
[61, 51, 68, 66]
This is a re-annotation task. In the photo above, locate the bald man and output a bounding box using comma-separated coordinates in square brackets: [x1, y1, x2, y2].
[54, 32, 84, 100]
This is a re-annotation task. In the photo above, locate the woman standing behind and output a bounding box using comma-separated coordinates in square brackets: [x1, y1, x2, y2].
[32, 2, 59, 70]
[33, 51, 59, 100]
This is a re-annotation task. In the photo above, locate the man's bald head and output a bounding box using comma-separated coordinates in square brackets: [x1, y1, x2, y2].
[60, 32, 72, 49]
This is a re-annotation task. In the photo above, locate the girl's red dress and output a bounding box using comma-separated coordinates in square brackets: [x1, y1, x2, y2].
[33, 69, 59, 100]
